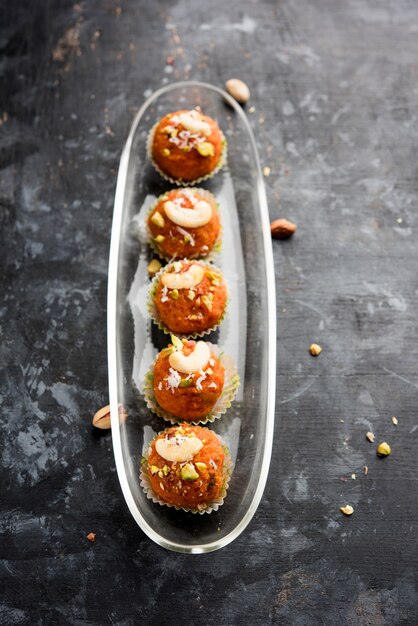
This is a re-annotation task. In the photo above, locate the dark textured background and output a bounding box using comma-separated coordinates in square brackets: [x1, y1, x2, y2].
[1, 1, 418, 624]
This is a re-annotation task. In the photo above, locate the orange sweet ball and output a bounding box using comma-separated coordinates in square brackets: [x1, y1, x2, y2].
[148, 188, 220, 260]
[153, 339, 225, 420]
[150, 109, 224, 182]
[146, 424, 226, 510]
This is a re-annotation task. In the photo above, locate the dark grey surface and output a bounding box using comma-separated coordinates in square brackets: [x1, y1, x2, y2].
[1, 1, 418, 624]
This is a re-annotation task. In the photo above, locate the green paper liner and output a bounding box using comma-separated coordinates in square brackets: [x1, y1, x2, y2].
[147, 259, 228, 339]
[140, 433, 232, 514]
[147, 120, 227, 186]
[142, 342, 240, 425]
[147, 187, 222, 261]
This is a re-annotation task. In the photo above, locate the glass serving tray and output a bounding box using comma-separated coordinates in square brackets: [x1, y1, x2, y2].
[108, 81, 276, 553]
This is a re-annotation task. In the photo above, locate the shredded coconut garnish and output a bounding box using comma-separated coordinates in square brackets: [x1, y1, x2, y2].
[195, 370, 207, 391]
[158, 381, 163, 391]
[209, 358, 215, 367]
[161, 285, 169, 303]
[208, 382, 217, 389]
[173, 260, 183, 273]
[209, 459, 217, 470]
[176, 225, 195, 246]
[164, 367, 181, 392]
[181, 188, 198, 206]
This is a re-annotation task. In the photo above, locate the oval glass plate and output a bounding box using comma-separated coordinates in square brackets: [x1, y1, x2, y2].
[108, 81, 276, 553]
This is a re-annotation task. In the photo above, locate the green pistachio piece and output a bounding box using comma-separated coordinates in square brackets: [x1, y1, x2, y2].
[201, 295, 213, 311]
[196, 142, 215, 157]
[151, 211, 165, 228]
[171, 289, 179, 300]
[150, 465, 160, 475]
[154, 234, 165, 243]
[179, 378, 192, 388]
[195, 462, 207, 472]
[162, 148, 171, 157]
[170, 334, 184, 351]
[180, 462, 199, 481]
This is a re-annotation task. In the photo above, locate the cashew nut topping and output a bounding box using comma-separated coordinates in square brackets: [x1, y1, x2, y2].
[161, 264, 205, 290]
[155, 435, 203, 463]
[169, 341, 211, 374]
[178, 112, 211, 137]
[163, 199, 212, 228]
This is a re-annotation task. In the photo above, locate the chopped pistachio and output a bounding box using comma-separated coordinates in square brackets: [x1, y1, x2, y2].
[162, 148, 171, 157]
[171, 289, 179, 300]
[150, 465, 160, 475]
[154, 234, 165, 243]
[377, 442, 391, 457]
[170, 334, 184, 351]
[151, 211, 165, 228]
[147, 258, 162, 276]
[340, 505, 354, 516]
[201, 295, 213, 311]
[195, 462, 207, 472]
[366, 431, 375, 443]
[309, 343, 322, 356]
[179, 378, 192, 388]
[391, 416, 398, 426]
[180, 462, 199, 481]
[182, 145, 192, 153]
[184, 235, 192, 244]
[187, 290, 196, 301]
[162, 465, 170, 476]
[208, 292, 214, 302]
[196, 142, 215, 157]
[161, 346, 176, 358]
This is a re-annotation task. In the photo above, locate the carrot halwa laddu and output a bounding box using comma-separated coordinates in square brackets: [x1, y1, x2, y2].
[148, 188, 220, 260]
[146, 424, 226, 510]
[150, 108, 224, 182]
[153, 260, 227, 335]
[153, 337, 225, 421]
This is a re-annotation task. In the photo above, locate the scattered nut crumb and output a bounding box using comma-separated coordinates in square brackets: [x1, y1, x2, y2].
[377, 442, 391, 457]
[391, 416, 398, 426]
[87, 532, 96, 542]
[309, 343, 322, 357]
[248, 106, 256, 113]
[225, 78, 250, 104]
[363, 465, 368, 475]
[147, 258, 162, 277]
[340, 505, 354, 516]
[366, 431, 375, 443]
[270, 218, 296, 239]
[396, 217, 403, 224]
[263, 166, 271, 177]
[351, 473, 356, 480]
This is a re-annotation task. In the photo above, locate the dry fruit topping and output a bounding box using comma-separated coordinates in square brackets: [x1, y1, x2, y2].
[163, 190, 212, 228]
[163, 109, 214, 156]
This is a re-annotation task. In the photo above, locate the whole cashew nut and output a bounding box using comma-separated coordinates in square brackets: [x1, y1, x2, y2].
[164, 199, 212, 228]
[161, 264, 205, 290]
[178, 112, 211, 137]
[156, 435, 203, 462]
[169, 341, 211, 374]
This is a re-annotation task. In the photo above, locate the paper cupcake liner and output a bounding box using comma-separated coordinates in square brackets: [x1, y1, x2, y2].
[140, 433, 232, 514]
[147, 259, 228, 339]
[142, 342, 240, 425]
[147, 120, 228, 187]
[147, 188, 223, 261]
